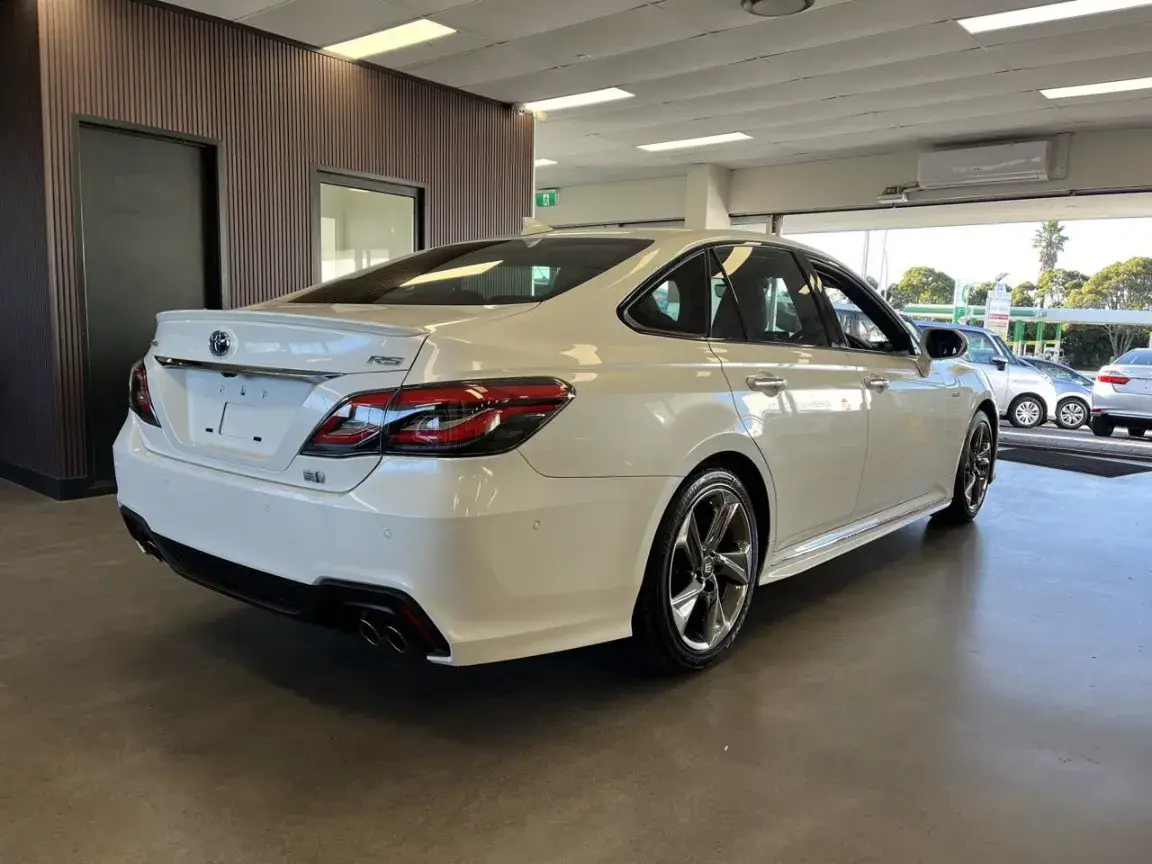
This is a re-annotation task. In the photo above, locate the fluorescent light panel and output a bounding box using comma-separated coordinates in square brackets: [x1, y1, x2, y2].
[638, 132, 751, 152]
[522, 88, 633, 113]
[1042, 76, 1152, 98]
[325, 19, 455, 59]
[534, 158, 558, 167]
[958, 0, 1152, 33]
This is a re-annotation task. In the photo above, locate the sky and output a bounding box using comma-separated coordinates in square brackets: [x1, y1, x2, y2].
[786, 217, 1152, 289]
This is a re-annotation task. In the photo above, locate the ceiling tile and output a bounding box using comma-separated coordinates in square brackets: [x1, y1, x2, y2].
[1014, 52, 1152, 91]
[405, 43, 555, 86]
[969, 3, 1152, 46]
[162, 0, 283, 18]
[388, 0, 477, 12]
[512, 5, 704, 66]
[653, 0, 857, 33]
[980, 23, 1152, 70]
[240, 0, 415, 46]
[434, 0, 644, 41]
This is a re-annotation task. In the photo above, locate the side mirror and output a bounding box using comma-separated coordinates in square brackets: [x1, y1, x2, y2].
[991, 357, 1008, 371]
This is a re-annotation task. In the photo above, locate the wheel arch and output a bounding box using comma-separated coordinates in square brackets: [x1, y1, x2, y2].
[693, 451, 772, 571]
[977, 398, 999, 481]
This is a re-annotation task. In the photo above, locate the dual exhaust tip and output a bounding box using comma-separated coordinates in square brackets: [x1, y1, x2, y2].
[358, 612, 409, 654]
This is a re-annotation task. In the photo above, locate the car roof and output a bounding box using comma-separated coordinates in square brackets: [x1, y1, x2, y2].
[511, 226, 829, 258]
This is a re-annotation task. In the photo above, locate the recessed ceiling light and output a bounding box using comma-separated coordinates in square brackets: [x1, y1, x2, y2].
[325, 19, 455, 59]
[638, 132, 752, 152]
[958, 0, 1152, 34]
[741, 0, 815, 17]
[1041, 76, 1152, 98]
[534, 158, 558, 167]
[522, 88, 634, 113]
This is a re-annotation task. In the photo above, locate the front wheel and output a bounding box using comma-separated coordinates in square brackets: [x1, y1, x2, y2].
[631, 467, 759, 673]
[1008, 395, 1045, 428]
[1055, 398, 1089, 430]
[933, 411, 994, 525]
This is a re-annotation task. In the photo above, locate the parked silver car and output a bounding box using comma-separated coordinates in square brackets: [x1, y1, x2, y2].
[1090, 348, 1152, 438]
[908, 320, 1059, 428]
[1023, 357, 1093, 430]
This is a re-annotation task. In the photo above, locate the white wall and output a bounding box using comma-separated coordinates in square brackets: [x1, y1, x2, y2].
[544, 127, 1152, 228]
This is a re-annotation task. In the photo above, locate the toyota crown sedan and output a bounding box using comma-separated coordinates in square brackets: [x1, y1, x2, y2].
[115, 228, 995, 672]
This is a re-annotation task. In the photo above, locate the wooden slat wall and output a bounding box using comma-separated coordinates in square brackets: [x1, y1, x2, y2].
[0, 0, 59, 479]
[36, 0, 534, 481]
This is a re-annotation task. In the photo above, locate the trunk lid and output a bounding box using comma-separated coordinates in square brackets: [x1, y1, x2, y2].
[1108, 364, 1152, 395]
[142, 304, 533, 489]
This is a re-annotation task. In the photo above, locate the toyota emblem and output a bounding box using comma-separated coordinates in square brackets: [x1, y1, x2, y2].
[208, 330, 231, 357]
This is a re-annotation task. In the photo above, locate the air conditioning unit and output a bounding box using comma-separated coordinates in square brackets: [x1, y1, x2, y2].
[917, 141, 1051, 190]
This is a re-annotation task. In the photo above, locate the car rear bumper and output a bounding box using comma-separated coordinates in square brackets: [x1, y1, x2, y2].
[114, 419, 672, 665]
[1092, 387, 1152, 423]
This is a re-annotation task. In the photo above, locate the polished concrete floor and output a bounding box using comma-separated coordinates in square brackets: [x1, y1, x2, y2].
[2, 463, 1151, 863]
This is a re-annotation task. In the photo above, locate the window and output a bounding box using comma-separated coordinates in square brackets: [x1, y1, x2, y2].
[317, 176, 419, 281]
[963, 330, 1000, 365]
[813, 263, 912, 353]
[1116, 349, 1152, 366]
[712, 245, 827, 346]
[292, 237, 652, 306]
[627, 253, 717, 337]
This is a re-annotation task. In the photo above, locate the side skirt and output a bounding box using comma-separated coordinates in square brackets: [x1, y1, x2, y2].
[759, 493, 951, 584]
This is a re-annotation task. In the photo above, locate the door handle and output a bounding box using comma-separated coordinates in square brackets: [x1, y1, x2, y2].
[747, 373, 788, 396]
[864, 375, 890, 392]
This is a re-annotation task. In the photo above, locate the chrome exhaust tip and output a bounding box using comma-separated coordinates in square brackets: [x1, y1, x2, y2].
[382, 625, 408, 654]
[358, 614, 384, 647]
[358, 613, 409, 654]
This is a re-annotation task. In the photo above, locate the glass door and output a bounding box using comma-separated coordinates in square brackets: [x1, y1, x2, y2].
[314, 171, 421, 282]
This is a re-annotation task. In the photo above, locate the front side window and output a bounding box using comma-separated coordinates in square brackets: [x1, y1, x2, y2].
[813, 263, 910, 353]
[627, 253, 720, 338]
[291, 237, 653, 306]
[712, 245, 828, 346]
[963, 331, 1000, 365]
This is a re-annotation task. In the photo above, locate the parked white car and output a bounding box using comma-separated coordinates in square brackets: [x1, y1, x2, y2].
[1090, 348, 1152, 438]
[115, 229, 996, 671]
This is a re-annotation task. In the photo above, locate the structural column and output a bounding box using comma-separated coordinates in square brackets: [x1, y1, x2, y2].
[684, 164, 731, 229]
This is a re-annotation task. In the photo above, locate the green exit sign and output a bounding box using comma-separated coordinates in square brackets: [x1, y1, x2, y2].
[535, 189, 558, 208]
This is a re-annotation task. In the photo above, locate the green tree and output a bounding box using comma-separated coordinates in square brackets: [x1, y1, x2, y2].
[1012, 282, 1038, 307]
[1061, 325, 1122, 371]
[889, 266, 956, 310]
[1066, 257, 1152, 359]
[1032, 220, 1068, 277]
[965, 282, 993, 307]
[1037, 268, 1086, 308]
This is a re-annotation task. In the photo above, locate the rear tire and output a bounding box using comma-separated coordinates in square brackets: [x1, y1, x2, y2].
[1054, 398, 1089, 430]
[933, 411, 994, 525]
[1090, 416, 1114, 437]
[631, 467, 759, 674]
[1127, 427, 1146, 439]
[1007, 395, 1045, 429]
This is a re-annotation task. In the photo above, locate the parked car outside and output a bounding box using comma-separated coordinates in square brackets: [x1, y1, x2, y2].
[115, 229, 997, 672]
[1090, 348, 1152, 438]
[905, 319, 1058, 428]
[1022, 356, 1093, 430]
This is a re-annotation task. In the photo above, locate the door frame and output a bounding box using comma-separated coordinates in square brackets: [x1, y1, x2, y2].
[310, 166, 426, 283]
[73, 118, 225, 489]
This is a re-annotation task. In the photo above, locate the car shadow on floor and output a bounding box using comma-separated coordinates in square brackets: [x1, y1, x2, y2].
[136, 519, 986, 743]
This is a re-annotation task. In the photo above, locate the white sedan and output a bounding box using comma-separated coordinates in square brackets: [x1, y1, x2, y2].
[115, 228, 995, 671]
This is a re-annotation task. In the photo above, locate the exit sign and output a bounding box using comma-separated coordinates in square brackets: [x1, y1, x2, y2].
[535, 189, 558, 208]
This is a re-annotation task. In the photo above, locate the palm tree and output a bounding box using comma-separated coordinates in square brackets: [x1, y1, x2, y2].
[1032, 220, 1068, 277]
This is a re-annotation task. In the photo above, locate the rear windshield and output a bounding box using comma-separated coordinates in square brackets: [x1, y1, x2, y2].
[288, 237, 653, 306]
[1116, 349, 1152, 365]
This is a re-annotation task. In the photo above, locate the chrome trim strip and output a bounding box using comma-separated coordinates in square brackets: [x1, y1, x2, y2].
[153, 356, 342, 383]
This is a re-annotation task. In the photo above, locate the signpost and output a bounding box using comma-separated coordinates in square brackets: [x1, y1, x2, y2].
[984, 282, 1011, 337]
[535, 189, 558, 208]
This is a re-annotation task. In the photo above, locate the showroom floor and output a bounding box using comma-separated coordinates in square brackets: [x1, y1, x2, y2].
[2, 462, 1151, 863]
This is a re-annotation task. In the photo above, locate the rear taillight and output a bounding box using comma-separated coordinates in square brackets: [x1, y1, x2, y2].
[1098, 372, 1130, 386]
[301, 379, 573, 458]
[129, 361, 160, 427]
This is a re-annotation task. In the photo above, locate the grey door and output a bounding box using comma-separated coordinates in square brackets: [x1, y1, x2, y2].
[78, 125, 219, 485]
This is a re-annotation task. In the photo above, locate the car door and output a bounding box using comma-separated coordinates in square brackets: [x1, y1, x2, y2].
[808, 258, 963, 516]
[708, 243, 868, 551]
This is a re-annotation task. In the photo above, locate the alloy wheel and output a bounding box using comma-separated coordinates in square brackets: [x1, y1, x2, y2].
[668, 487, 753, 652]
[964, 422, 993, 510]
[1014, 399, 1042, 427]
[1059, 401, 1087, 428]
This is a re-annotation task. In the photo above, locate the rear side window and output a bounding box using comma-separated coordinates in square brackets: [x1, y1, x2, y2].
[626, 253, 720, 338]
[713, 245, 828, 346]
[1117, 349, 1152, 365]
[289, 237, 653, 305]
